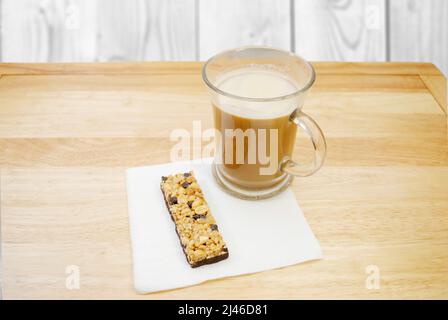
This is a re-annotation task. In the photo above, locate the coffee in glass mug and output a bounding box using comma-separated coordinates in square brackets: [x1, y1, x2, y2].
[202, 46, 326, 199]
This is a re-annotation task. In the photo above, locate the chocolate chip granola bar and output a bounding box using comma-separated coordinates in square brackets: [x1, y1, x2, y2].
[160, 171, 229, 267]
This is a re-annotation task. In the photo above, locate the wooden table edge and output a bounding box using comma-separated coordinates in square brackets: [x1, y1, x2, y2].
[0, 61, 446, 114]
[0, 61, 445, 76]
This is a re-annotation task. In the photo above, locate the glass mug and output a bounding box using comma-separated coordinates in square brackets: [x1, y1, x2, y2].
[202, 46, 326, 199]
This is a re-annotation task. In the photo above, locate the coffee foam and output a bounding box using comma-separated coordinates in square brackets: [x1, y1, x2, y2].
[215, 67, 300, 119]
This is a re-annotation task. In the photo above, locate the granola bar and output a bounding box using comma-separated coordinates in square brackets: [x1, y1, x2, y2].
[160, 171, 229, 268]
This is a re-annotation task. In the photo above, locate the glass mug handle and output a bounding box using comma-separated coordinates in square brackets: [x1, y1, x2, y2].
[280, 110, 327, 177]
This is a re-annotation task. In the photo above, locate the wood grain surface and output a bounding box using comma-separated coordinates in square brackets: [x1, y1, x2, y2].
[390, 0, 448, 77]
[97, 0, 196, 61]
[199, 0, 291, 59]
[294, 0, 386, 61]
[0, 0, 196, 62]
[1, 0, 448, 76]
[1, 0, 98, 62]
[0, 62, 447, 299]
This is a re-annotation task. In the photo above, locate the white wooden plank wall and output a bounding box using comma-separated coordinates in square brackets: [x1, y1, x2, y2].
[1, 0, 98, 62]
[96, 0, 196, 61]
[0, 0, 447, 76]
[389, 0, 448, 76]
[199, 0, 291, 59]
[294, 0, 386, 61]
[0, 0, 196, 62]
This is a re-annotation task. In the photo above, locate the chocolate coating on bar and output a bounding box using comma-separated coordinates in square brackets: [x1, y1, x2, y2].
[160, 171, 229, 268]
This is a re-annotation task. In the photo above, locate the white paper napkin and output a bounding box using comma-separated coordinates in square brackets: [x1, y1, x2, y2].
[126, 158, 322, 294]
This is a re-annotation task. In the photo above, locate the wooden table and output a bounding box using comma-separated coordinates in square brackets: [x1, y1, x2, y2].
[0, 62, 447, 299]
